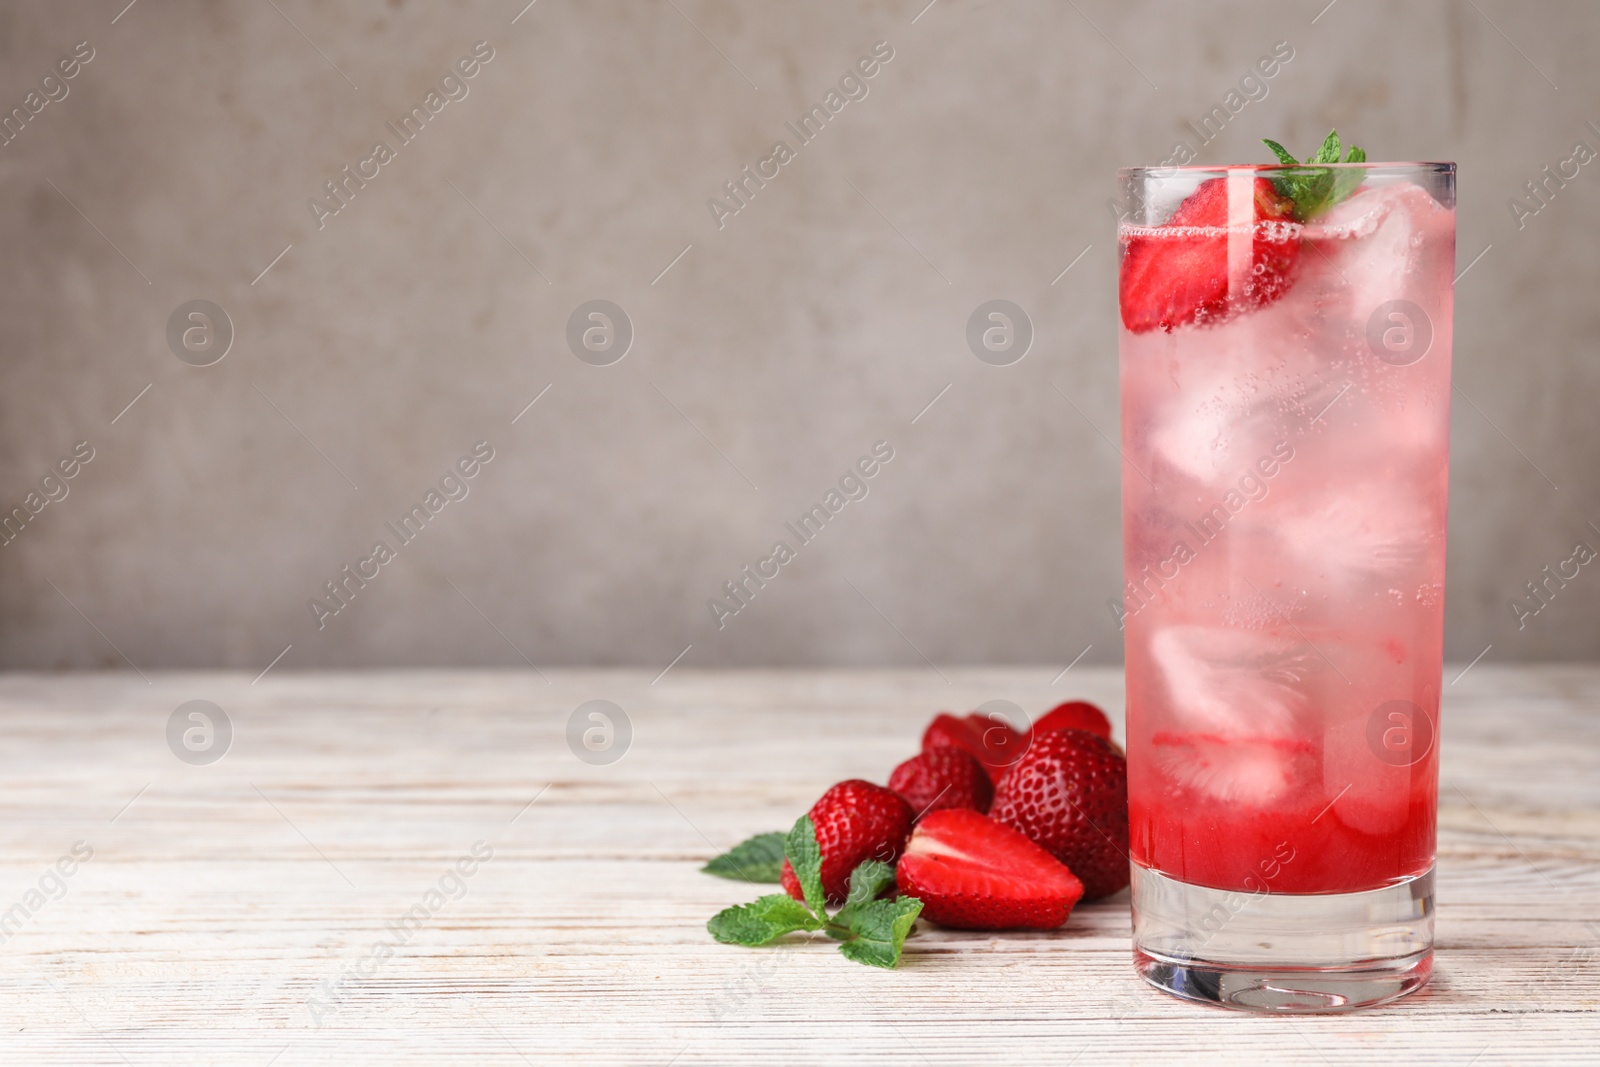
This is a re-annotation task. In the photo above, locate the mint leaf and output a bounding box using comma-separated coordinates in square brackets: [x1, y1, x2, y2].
[1262, 129, 1369, 221]
[830, 859, 897, 935]
[846, 860, 896, 904]
[1310, 129, 1342, 165]
[1261, 139, 1298, 167]
[837, 897, 924, 969]
[1329, 145, 1368, 205]
[704, 818, 829, 950]
[708, 893, 824, 946]
[785, 815, 828, 919]
[702, 832, 786, 882]
[704, 820, 920, 968]
[1262, 138, 1310, 203]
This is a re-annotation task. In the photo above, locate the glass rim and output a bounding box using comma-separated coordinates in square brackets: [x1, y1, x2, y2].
[1119, 161, 1455, 177]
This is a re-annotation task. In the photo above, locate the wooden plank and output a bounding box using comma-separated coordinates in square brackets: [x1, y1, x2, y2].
[0, 667, 1597, 1064]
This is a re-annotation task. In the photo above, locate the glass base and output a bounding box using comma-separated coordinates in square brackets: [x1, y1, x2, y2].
[1131, 864, 1434, 1013]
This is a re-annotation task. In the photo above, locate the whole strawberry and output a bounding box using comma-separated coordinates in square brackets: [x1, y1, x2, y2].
[921, 713, 983, 761]
[780, 780, 914, 906]
[921, 712, 1027, 781]
[963, 711, 1029, 773]
[990, 729, 1129, 900]
[1031, 700, 1113, 742]
[889, 747, 993, 817]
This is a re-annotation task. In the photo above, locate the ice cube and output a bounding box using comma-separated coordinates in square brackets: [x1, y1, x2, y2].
[1151, 731, 1315, 808]
[1140, 311, 1327, 487]
[1147, 626, 1322, 806]
[1146, 365, 1237, 483]
[1310, 183, 1450, 320]
[1321, 714, 1411, 835]
[1150, 625, 1312, 739]
[1145, 352, 1314, 486]
[1269, 479, 1438, 585]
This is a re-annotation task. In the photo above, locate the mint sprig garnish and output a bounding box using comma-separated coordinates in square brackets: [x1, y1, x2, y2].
[785, 815, 830, 919]
[836, 897, 923, 968]
[1261, 128, 1368, 221]
[706, 893, 823, 944]
[829, 859, 897, 935]
[706, 815, 923, 969]
[701, 831, 786, 882]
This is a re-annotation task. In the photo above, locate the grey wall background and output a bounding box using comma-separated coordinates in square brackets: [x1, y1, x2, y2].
[1, 0, 1596, 672]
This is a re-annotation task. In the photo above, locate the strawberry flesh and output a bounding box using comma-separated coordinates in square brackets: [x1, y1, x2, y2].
[1120, 176, 1300, 333]
[896, 809, 1084, 930]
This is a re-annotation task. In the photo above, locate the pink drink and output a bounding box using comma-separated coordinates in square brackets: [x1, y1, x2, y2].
[1119, 161, 1454, 1011]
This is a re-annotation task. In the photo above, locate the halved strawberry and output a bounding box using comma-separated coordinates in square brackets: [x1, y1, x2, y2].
[896, 809, 1084, 930]
[1032, 700, 1113, 742]
[1119, 175, 1300, 333]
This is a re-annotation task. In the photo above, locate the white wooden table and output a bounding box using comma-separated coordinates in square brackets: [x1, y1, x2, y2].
[1, 667, 1597, 1064]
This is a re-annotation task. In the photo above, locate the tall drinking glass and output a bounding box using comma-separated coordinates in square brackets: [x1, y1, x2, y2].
[1117, 162, 1455, 1012]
